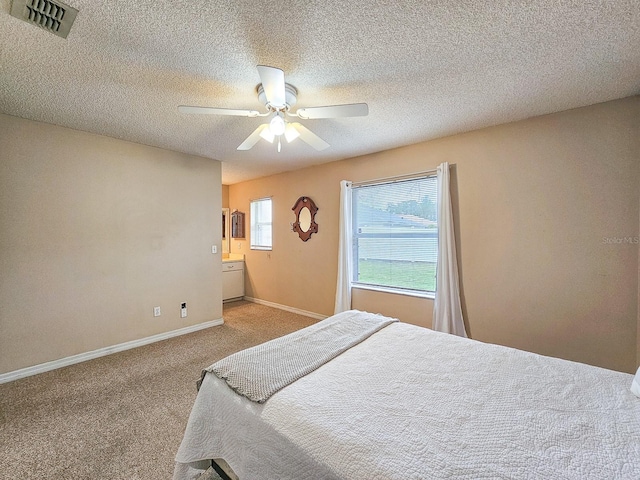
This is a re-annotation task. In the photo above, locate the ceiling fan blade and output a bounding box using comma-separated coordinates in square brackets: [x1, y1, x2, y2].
[296, 103, 369, 119]
[178, 105, 260, 117]
[290, 123, 330, 151]
[237, 124, 270, 150]
[257, 65, 286, 108]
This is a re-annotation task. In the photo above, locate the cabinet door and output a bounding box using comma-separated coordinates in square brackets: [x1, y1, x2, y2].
[222, 269, 244, 300]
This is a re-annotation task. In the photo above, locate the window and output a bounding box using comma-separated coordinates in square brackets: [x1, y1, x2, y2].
[352, 175, 437, 295]
[250, 197, 272, 250]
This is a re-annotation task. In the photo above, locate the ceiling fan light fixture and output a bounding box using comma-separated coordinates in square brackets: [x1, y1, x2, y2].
[259, 126, 275, 143]
[179, 65, 369, 152]
[285, 123, 300, 143]
[269, 113, 286, 136]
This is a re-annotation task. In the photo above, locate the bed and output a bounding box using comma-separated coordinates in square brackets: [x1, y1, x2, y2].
[174, 310, 640, 480]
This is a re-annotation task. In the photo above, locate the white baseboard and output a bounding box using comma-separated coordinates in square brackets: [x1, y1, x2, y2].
[243, 297, 327, 321]
[0, 318, 224, 385]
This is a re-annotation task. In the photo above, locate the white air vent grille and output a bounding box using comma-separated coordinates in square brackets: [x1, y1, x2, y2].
[10, 0, 78, 39]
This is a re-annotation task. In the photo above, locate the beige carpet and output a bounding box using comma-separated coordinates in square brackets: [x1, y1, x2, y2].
[0, 301, 318, 479]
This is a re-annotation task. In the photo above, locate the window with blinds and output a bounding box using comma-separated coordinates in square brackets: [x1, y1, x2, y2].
[352, 175, 437, 294]
[250, 197, 272, 250]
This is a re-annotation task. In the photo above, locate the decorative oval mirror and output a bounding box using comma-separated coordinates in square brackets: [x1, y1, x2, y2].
[299, 207, 312, 232]
[292, 196, 318, 242]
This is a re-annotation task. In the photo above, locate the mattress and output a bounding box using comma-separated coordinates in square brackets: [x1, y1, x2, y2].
[174, 316, 640, 479]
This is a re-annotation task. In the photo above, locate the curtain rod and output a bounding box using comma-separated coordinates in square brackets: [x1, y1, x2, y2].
[351, 168, 438, 188]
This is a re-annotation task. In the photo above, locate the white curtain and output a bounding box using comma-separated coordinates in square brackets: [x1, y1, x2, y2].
[334, 180, 353, 314]
[433, 163, 467, 337]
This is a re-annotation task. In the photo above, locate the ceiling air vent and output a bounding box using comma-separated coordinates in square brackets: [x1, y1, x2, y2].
[10, 0, 78, 39]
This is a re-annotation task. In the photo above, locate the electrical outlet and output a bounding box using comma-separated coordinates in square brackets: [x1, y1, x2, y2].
[181, 302, 187, 318]
[153, 306, 161, 317]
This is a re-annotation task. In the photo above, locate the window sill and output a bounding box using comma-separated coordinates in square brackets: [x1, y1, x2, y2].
[352, 283, 435, 300]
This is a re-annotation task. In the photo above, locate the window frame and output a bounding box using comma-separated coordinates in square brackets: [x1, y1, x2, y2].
[351, 174, 438, 299]
[250, 197, 273, 251]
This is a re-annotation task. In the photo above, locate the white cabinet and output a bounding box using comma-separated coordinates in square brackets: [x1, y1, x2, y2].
[222, 261, 244, 301]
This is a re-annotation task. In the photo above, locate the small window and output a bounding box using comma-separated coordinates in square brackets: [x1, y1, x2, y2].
[250, 198, 273, 250]
[352, 175, 437, 294]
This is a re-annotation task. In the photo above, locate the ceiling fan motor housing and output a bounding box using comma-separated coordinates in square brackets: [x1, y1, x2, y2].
[257, 83, 297, 111]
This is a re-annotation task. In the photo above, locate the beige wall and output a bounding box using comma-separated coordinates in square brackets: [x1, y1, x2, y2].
[222, 184, 230, 208]
[0, 114, 223, 374]
[229, 97, 640, 373]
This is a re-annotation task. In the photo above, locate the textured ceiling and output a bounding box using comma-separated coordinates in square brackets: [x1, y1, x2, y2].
[1, 1, 639, 184]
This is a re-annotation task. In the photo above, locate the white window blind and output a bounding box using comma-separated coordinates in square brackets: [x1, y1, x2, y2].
[352, 175, 437, 293]
[250, 197, 272, 250]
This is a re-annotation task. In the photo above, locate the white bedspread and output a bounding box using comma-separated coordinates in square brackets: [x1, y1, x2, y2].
[175, 321, 640, 479]
[206, 310, 396, 403]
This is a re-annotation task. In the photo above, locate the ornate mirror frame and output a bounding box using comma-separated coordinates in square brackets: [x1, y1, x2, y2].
[231, 210, 245, 238]
[292, 196, 318, 242]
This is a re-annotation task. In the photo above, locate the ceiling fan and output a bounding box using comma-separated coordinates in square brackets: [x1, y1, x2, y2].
[178, 65, 368, 152]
